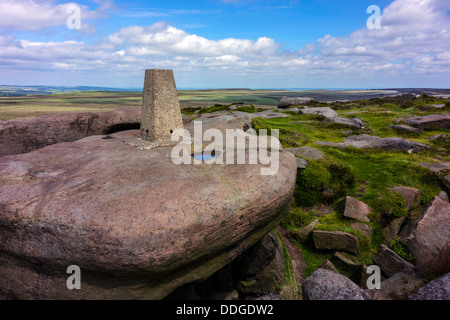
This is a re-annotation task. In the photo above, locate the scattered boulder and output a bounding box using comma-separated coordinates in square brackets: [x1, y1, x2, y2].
[418, 162, 450, 175]
[372, 245, 414, 278]
[298, 106, 364, 129]
[351, 222, 374, 238]
[408, 273, 450, 300]
[299, 106, 338, 118]
[369, 268, 426, 300]
[302, 268, 371, 300]
[438, 191, 449, 202]
[426, 104, 445, 108]
[383, 216, 407, 244]
[317, 134, 430, 151]
[332, 252, 360, 275]
[323, 116, 364, 129]
[278, 97, 313, 108]
[342, 196, 371, 222]
[320, 260, 339, 273]
[312, 230, 358, 254]
[284, 146, 324, 160]
[293, 219, 319, 243]
[277, 107, 301, 113]
[296, 158, 308, 170]
[399, 197, 450, 269]
[390, 186, 422, 211]
[0, 107, 141, 157]
[389, 125, 422, 134]
[402, 113, 450, 130]
[250, 110, 290, 119]
[444, 175, 450, 194]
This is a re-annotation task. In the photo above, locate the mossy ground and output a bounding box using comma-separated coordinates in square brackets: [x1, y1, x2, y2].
[253, 95, 449, 277]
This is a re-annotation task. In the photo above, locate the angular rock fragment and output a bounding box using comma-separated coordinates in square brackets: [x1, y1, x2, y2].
[343, 196, 370, 222]
[312, 230, 358, 254]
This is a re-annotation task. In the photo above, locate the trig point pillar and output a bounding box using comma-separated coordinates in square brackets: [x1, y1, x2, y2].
[140, 69, 184, 142]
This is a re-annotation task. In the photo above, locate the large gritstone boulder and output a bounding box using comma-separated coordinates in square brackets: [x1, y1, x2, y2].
[0, 120, 297, 299]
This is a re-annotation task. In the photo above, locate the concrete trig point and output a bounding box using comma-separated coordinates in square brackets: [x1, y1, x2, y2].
[140, 69, 184, 142]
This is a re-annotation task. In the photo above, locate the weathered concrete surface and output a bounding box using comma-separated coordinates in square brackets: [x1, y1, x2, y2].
[0, 121, 297, 300]
[140, 69, 184, 142]
[0, 107, 140, 157]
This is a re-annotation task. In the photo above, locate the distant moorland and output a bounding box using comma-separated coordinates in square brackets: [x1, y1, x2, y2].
[1, 86, 449, 121]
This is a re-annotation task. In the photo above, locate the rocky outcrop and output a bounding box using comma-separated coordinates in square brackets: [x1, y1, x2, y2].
[438, 191, 449, 202]
[402, 113, 450, 130]
[278, 97, 313, 108]
[368, 268, 426, 300]
[317, 134, 430, 151]
[389, 125, 421, 134]
[0, 107, 141, 157]
[445, 175, 450, 193]
[296, 158, 308, 169]
[284, 146, 324, 160]
[372, 245, 414, 277]
[383, 216, 407, 244]
[194, 110, 289, 132]
[332, 252, 359, 275]
[351, 222, 373, 238]
[167, 231, 288, 300]
[342, 196, 371, 222]
[418, 162, 450, 175]
[390, 186, 422, 211]
[0, 120, 297, 300]
[312, 230, 358, 254]
[399, 197, 450, 269]
[299, 106, 338, 118]
[235, 231, 285, 296]
[302, 268, 371, 300]
[324, 116, 365, 129]
[298, 106, 364, 129]
[408, 273, 450, 300]
[293, 219, 319, 243]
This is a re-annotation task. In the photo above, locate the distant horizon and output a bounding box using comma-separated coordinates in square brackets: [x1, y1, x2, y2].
[2, 84, 450, 92]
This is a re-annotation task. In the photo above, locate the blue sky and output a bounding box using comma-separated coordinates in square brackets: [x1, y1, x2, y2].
[0, 0, 449, 89]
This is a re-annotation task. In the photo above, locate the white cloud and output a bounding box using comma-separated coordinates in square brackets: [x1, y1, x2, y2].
[106, 22, 280, 58]
[0, 0, 449, 88]
[0, 0, 111, 32]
